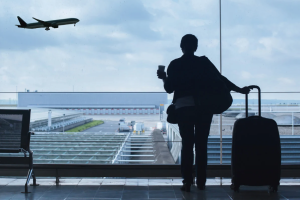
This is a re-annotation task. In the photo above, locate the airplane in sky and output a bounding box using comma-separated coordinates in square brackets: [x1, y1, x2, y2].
[16, 16, 80, 31]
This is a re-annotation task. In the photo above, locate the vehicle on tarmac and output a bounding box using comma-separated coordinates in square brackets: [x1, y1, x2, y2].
[118, 118, 125, 125]
[134, 122, 145, 132]
[118, 118, 130, 132]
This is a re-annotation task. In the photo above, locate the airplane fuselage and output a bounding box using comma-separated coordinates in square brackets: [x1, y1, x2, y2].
[17, 18, 79, 30]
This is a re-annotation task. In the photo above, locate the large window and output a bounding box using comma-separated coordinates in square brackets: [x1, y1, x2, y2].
[0, 0, 300, 166]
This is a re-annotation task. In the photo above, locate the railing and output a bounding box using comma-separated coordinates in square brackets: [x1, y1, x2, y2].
[1, 91, 300, 179]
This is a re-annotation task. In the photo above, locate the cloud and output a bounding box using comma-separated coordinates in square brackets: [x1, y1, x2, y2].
[277, 77, 295, 85]
[241, 71, 251, 80]
[0, 0, 159, 51]
[240, 71, 265, 80]
[234, 38, 249, 52]
[251, 37, 286, 61]
[0, 0, 300, 96]
[188, 19, 210, 27]
[105, 66, 118, 71]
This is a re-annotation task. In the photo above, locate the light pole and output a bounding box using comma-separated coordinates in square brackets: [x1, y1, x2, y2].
[48, 110, 52, 132]
[63, 114, 65, 133]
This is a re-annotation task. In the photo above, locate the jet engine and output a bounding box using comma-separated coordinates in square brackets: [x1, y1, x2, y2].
[51, 23, 58, 28]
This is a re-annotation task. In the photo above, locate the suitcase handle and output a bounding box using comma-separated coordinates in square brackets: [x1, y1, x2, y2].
[245, 85, 261, 117]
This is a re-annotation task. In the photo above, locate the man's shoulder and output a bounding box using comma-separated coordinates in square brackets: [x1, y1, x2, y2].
[171, 55, 207, 62]
[195, 55, 211, 65]
[167, 58, 181, 71]
[168, 55, 209, 71]
[170, 57, 182, 64]
[195, 55, 207, 60]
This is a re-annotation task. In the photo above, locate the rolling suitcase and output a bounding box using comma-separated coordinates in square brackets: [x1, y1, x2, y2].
[231, 85, 281, 192]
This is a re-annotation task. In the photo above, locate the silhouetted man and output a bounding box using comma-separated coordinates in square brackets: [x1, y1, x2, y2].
[157, 34, 250, 192]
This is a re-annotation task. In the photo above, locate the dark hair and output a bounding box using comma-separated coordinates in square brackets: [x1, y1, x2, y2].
[180, 34, 198, 52]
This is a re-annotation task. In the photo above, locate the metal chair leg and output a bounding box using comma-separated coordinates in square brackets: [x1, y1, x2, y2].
[22, 169, 33, 193]
[30, 170, 39, 186]
[23, 183, 29, 193]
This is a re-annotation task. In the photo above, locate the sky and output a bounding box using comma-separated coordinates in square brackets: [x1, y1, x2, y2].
[0, 0, 299, 99]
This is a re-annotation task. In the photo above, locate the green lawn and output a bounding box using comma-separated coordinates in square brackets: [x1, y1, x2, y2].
[227, 108, 251, 111]
[66, 120, 104, 132]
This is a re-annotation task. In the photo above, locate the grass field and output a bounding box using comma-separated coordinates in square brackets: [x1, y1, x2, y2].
[227, 108, 251, 111]
[66, 120, 104, 132]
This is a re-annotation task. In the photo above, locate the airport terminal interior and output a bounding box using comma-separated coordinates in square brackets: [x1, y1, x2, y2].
[1, 0, 300, 200]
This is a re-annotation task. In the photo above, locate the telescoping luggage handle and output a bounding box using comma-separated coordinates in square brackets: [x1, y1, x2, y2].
[245, 85, 261, 117]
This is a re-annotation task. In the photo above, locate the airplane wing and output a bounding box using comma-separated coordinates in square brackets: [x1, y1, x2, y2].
[32, 17, 51, 27]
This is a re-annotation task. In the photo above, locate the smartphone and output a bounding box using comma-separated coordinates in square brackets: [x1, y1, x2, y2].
[158, 65, 165, 71]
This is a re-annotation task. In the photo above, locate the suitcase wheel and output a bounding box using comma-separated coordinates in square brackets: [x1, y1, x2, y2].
[230, 183, 240, 193]
[268, 185, 278, 193]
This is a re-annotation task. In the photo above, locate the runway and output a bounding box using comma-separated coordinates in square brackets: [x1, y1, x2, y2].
[83, 120, 119, 133]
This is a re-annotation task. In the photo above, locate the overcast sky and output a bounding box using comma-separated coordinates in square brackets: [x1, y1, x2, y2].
[0, 0, 299, 99]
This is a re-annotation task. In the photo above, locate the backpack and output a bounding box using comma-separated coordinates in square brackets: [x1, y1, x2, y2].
[193, 56, 232, 114]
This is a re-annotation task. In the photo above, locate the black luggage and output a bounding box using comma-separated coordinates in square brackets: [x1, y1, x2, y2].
[231, 85, 281, 192]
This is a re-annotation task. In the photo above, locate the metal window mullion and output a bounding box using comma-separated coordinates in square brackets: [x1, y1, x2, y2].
[219, 0, 223, 166]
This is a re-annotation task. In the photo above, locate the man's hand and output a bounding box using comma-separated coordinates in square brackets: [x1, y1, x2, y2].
[239, 86, 251, 94]
[157, 70, 167, 80]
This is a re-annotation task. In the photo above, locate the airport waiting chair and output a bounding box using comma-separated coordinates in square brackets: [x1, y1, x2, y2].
[0, 109, 38, 193]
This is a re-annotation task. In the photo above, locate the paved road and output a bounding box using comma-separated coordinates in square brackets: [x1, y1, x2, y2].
[83, 120, 119, 133]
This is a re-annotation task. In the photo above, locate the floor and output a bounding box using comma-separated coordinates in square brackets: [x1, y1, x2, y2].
[0, 178, 299, 200]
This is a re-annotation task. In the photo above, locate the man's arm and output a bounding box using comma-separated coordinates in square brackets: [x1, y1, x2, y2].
[157, 62, 175, 94]
[163, 77, 175, 94]
[204, 56, 250, 94]
[220, 75, 250, 94]
[220, 75, 240, 92]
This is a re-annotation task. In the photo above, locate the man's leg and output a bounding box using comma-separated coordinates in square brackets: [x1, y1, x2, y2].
[178, 121, 195, 184]
[194, 112, 213, 186]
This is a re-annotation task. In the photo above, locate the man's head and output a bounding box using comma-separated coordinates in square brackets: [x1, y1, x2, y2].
[180, 34, 198, 54]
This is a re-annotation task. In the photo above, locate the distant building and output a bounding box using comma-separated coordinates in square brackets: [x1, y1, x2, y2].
[18, 92, 167, 115]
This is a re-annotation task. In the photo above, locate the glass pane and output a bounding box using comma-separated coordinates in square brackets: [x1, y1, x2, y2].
[222, 0, 300, 165]
[1, 1, 299, 168]
[1, 0, 220, 165]
[222, 0, 300, 92]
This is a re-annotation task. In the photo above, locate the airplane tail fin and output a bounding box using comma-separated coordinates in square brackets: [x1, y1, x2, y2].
[17, 16, 27, 27]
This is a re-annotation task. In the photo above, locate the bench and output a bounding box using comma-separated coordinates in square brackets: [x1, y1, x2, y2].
[0, 109, 38, 193]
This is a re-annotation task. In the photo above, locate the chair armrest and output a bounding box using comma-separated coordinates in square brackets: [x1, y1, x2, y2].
[0, 148, 23, 153]
[25, 132, 34, 152]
